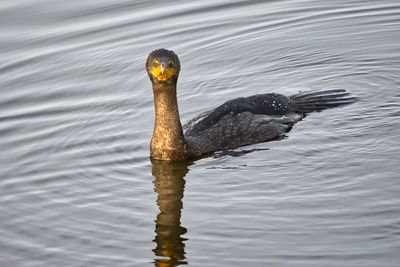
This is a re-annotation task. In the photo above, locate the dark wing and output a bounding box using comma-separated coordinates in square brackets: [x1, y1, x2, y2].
[183, 109, 214, 135]
[183, 111, 302, 157]
[182, 90, 356, 157]
[184, 93, 291, 137]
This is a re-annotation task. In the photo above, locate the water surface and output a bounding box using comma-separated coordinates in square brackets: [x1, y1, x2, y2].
[1, 0, 400, 266]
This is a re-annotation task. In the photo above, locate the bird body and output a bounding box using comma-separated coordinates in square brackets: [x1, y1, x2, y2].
[146, 49, 357, 161]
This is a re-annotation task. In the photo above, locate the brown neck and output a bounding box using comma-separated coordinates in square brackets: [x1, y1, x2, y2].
[151, 79, 188, 161]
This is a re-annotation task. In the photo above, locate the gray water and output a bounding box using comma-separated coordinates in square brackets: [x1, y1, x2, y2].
[1, 0, 400, 266]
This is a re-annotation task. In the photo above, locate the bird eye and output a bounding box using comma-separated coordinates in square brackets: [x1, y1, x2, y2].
[168, 61, 174, 67]
[152, 59, 158, 65]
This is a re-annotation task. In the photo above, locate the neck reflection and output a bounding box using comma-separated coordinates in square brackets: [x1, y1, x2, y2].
[151, 159, 190, 266]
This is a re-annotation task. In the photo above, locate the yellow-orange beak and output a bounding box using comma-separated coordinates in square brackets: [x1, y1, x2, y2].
[152, 65, 174, 81]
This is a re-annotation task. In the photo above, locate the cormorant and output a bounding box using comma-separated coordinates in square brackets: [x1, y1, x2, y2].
[146, 49, 357, 161]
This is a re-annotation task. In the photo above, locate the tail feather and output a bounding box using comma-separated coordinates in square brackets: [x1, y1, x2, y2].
[291, 89, 346, 99]
[290, 89, 357, 113]
[293, 92, 352, 103]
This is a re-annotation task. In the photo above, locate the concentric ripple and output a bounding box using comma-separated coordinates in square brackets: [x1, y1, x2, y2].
[0, 0, 399, 266]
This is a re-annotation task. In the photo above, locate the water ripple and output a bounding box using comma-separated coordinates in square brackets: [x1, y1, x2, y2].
[1, 0, 400, 266]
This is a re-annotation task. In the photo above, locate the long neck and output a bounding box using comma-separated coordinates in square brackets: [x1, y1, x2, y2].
[151, 80, 187, 161]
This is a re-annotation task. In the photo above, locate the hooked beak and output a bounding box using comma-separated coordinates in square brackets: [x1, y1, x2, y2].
[151, 62, 174, 81]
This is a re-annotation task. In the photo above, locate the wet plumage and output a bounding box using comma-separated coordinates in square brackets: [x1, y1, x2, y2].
[146, 49, 357, 161]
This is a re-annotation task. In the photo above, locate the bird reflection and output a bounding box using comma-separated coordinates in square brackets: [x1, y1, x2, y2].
[151, 159, 191, 266]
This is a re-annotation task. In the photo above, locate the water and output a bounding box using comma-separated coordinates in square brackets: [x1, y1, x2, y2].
[1, 0, 399, 266]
